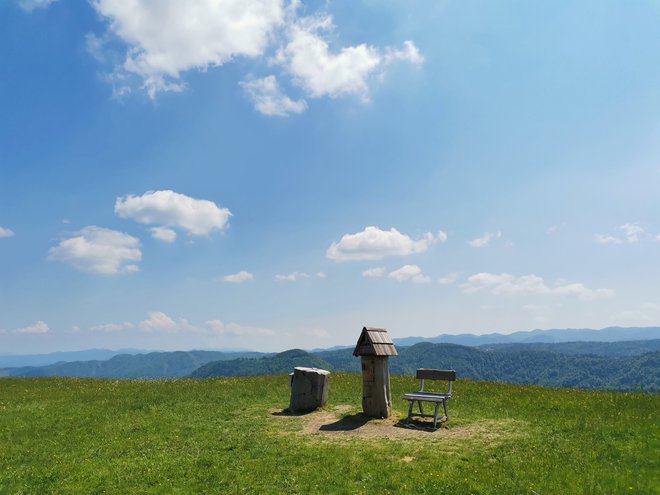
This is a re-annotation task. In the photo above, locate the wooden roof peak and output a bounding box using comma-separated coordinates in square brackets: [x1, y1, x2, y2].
[353, 326, 398, 357]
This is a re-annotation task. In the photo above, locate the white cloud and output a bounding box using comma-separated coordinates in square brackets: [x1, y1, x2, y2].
[0, 227, 14, 238]
[275, 271, 309, 281]
[115, 190, 231, 236]
[150, 226, 177, 243]
[620, 223, 644, 243]
[17, 0, 57, 12]
[138, 311, 178, 332]
[240, 75, 307, 116]
[641, 302, 660, 312]
[90, 0, 286, 98]
[552, 283, 614, 301]
[15, 320, 49, 334]
[48, 226, 141, 275]
[595, 223, 646, 245]
[276, 13, 423, 101]
[90, 322, 134, 332]
[383, 40, 425, 66]
[224, 271, 254, 284]
[327, 226, 445, 261]
[594, 234, 621, 245]
[205, 319, 275, 336]
[468, 231, 501, 248]
[388, 264, 431, 284]
[438, 272, 459, 285]
[362, 267, 386, 278]
[459, 272, 613, 301]
[277, 15, 381, 99]
[88, 2, 423, 107]
[316, 272, 326, 279]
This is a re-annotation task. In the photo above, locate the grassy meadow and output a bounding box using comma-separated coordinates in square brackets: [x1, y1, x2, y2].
[0, 374, 658, 494]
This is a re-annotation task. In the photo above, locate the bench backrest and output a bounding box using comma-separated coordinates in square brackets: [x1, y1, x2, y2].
[416, 368, 456, 395]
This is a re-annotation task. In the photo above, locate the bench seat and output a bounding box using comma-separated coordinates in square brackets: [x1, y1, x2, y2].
[403, 392, 451, 402]
[403, 369, 456, 429]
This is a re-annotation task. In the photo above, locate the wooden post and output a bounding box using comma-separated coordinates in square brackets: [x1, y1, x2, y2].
[361, 356, 392, 418]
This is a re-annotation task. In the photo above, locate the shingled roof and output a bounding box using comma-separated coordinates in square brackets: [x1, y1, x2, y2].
[353, 327, 398, 357]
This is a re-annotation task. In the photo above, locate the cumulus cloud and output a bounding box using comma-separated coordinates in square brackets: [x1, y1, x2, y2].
[362, 267, 386, 278]
[459, 272, 613, 301]
[15, 320, 49, 334]
[205, 319, 275, 336]
[48, 226, 141, 275]
[275, 271, 309, 281]
[240, 75, 307, 116]
[90, 0, 285, 98]
[138, 311, 178, 332]
[388, 264, 431, 284]
[150, 226, 177, 243]
[224, 271, 254, 284]
[276, 14, 423, 101]
[468, 231, 501, 248]
[86, 1, 423, 109]
[0, 227, 14, 238]
[327, 226, 445, 261]
[17, 0, 57, 12]
[115, 190, 231, 236]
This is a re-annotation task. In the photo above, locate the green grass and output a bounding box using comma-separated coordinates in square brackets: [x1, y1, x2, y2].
[0, 375, 658, 494]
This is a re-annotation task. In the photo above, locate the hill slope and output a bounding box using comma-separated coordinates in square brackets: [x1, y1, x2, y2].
[0, 375, 657, 493]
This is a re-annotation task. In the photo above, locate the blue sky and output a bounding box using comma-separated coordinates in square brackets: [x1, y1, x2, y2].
[1, 0, 659, 353]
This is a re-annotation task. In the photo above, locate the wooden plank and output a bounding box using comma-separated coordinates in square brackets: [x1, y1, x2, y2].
[403, 393, 449, 402]
[416, 369, 456, 381]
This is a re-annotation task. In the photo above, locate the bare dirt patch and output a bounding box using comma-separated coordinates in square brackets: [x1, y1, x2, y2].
[269, 405, 524, 443]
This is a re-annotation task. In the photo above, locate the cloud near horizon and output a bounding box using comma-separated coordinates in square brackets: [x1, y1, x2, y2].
[460, 272, 614, 301]
[224, 271, 254, 284]
[327, 226, 446, 261]
[14, 320, 50, 334]
[388, 264, 430, 284]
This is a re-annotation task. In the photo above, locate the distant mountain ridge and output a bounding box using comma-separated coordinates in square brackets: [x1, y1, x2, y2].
[393, 326, 660, 347]
[2, 350, 264, 379]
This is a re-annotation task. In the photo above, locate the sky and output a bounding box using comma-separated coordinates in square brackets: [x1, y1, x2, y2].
[1, 0, 660, 354]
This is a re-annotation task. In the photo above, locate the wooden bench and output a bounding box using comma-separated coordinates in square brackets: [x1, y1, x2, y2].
[403, 369, 456, 429]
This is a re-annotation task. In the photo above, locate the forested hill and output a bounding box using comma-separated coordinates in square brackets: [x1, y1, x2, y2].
[190, 349, 331, 378]
[194, 343, 659, 392]
[2, 350, 263, 379]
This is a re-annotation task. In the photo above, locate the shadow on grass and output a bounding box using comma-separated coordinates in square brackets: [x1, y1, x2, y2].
[271, 408, 315, 417]
[393, 417, 446, 433]
[319, 413, 372, 431]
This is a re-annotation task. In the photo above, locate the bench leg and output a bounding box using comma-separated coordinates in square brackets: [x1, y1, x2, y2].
[407, 400, 414, 421]
[418, 401, 424, 416]
[443, 400, 449, 422]
[433, 403, 440, 429]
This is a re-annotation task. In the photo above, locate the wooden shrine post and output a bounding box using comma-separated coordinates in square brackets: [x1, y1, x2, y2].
[353, 327, 397, 418]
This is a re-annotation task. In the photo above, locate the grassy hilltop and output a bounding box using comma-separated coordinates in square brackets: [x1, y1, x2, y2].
[0, 375, 658, 494]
